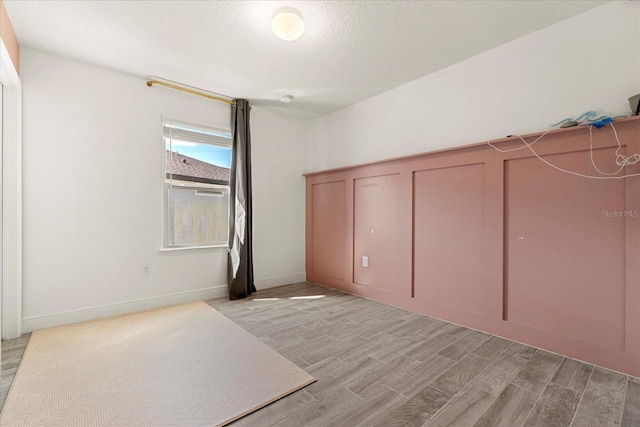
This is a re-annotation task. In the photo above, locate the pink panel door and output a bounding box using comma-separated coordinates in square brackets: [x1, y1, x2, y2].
[413, 164, 488, 315]
[505, 148, 627, 349]
[353, 174, 401, 294]
[311, 181, 346, 280]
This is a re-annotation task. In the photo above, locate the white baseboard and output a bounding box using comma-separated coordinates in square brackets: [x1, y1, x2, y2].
[22, 285, 228, 333]
[255, 273, 306, 290]
[21, 274, 308, 334]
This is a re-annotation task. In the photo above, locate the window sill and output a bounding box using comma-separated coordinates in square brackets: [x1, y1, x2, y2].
[160, 245, 228, 253]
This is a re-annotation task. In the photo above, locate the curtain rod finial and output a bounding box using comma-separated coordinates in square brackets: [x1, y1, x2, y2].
[146, 81, 153, 87]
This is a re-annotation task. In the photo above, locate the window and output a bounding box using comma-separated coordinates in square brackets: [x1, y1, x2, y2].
[164, 120, 231, 248]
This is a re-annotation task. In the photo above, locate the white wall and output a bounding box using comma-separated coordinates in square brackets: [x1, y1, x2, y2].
[251, 107, 307, 288]
[308, 1, 640, 171]
[20, 1, 637, 330]
[21, 48, 307, 330]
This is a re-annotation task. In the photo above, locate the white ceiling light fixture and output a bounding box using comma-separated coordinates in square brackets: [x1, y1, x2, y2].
[280, 95, 294, 103]
[271, 7, 304, 41]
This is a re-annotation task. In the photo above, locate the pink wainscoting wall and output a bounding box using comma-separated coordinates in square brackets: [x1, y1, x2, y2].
[305, 116, 640, 377]
[309, 180, 347, 281]
[353, 174, 403, 294]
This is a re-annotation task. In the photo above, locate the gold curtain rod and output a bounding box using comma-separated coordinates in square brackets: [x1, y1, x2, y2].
[146, 80, 233, 105]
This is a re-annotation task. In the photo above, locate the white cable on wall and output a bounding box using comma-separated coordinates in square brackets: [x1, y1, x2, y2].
[487, 122, 640, 180]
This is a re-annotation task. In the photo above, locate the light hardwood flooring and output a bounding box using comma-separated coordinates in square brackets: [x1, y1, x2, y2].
[1, 282, 639, 426]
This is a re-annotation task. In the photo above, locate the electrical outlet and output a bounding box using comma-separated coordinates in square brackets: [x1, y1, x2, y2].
[362, 256, 368, 267]
[143, 265, 151, 276]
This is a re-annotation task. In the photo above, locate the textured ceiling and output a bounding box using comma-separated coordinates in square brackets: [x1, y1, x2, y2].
[4, 0, 609, 120]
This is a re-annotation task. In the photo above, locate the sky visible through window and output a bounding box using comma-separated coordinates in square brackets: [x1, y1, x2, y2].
[165, 139, 231, 168]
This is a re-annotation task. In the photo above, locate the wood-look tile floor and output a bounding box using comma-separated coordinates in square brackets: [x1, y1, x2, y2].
[1, 282, 639, 426]
[1, 332, 30, 410]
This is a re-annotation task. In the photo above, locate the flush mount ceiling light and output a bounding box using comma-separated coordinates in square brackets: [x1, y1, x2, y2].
[271, 7, 304, 41]
[280, 95, 294, 103]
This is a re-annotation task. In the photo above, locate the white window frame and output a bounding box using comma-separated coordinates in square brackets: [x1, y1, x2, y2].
[162, 118, 232, 250]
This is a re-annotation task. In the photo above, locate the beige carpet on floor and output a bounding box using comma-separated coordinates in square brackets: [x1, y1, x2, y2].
[0, 301, 316, 426]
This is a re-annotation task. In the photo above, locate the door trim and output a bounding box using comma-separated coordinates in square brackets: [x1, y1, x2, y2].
[1, 38, 22, 339]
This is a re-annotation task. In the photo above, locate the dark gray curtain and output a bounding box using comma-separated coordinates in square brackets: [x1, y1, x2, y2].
[228, 99, 256, 300]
